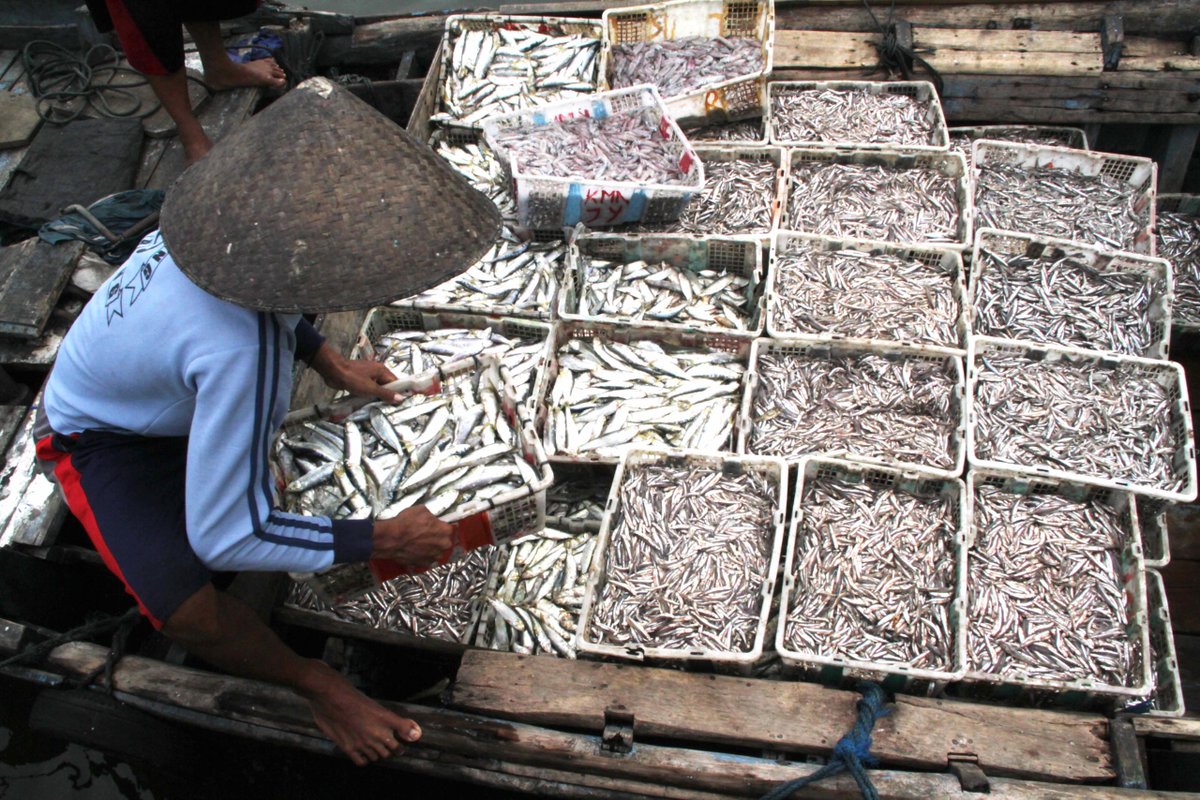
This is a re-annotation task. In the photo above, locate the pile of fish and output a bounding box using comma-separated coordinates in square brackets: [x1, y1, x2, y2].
[652, 157, 778, 235]
[285, 549, 493, 642]
[974, 163, 1149, 252]
[968, 484, 1133, 684]
[438, 24, 601, 126]
[545, 336, 745, 458]
[771, 87, 937, 147]
[545, 474, 610, 529]
[686, 119, 764, 143]
[1156, 210, 1200, 327]
[278, 360, 542, 521]
[586, 462, 776, 653]
[369, 326, 548, 413]
[610, 37, 763, 98]
[747, 350, 959, 471]
[433, 136, 518, 224]
[399, 227, 564, 318]
[770, 247, 960, 348]
[787, 162, 961, 244]
[573, 256, 753, 330]
[784, 473, 957, 670]
[972, 246, 1163, 356]
[972, 352, 1184, 492]
[477, 527, 596, 657]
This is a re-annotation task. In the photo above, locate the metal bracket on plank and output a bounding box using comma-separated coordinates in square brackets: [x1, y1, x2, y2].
[948, 753, 990, 793]
[1111, 717, 1148, 790]
[601, 708, 635, 755]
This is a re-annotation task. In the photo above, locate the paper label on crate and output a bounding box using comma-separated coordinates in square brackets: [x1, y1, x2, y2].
[565, 184, 647, 227]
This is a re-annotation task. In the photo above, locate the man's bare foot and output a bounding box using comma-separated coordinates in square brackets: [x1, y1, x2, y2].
[203, 57, 287, 92]
[301, 661, 421, 766]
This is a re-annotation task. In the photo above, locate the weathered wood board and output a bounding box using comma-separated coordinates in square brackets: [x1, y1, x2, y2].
[0, 90, 41, 149]
[0, 239, 84, 339]
[137, 86, 261, 190]
[0, 400, 66, 549]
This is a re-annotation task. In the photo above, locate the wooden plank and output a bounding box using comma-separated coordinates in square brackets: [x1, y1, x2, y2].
[0, 90, 41, 149]
[0, 57, 30, 192]
[0, 299, 74, 368]
[0, 401, 66, 549]
[773, 30, 878, 70]
[0, 404, 28, 457]
[1121, 36, 1200, 72]
[1131, 717, 1200, 741]
[0, 50, 19, 82]
[1161, 559, 1200, 635]
[0, 616, 26, 652]
[289, 309, 366, 410]
[144, 87, 261, 191]
[916, 29, 1103, 76]
[449, 650, 1113, 784]
[1155, 126, 1200, 195]
[318, 17, 446, 67]
[0, 239, 85, 339]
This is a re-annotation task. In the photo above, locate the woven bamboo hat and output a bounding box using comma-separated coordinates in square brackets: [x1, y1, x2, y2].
[159, 78, 501, 313]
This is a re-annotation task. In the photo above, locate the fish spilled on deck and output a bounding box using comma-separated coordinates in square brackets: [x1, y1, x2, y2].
[574, 256, 752, 330]
[610, 36, 763, 99]
[771, 87, 937, 147]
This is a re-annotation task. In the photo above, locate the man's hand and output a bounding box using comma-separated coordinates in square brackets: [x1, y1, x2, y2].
[372, 506, 454, 566]
[310, 342, 403, 403]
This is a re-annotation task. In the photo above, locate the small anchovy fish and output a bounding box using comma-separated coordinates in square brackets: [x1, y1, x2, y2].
[748, 350, 959, 470]
[968, 483, 1133, 685]
[771, 87, 937, 147]
[787, 162, 961, 244]
[771, 246, 960, 348]
[972, 246, 1164, 356]
[610, 36, 763, 99]
[974, 163, 1149, 252]
[1155, 210, 1200, 327]
[785, 472, 957, 670]
[546, 477, 609, 529]
[436, 24, 601, 126]
[574, 256, 752, 330]
[545, 336, 745, 458]
[972, 352, 1184, 492]
[949, 128, 1082, 170]
[477, 526, 596, 658]
[685, 118, 764, 143]
[638, 156, 777, 236]
[587, 463, 776, 653]
[433, 135, 518, 226]
[284, 547, 494, 642]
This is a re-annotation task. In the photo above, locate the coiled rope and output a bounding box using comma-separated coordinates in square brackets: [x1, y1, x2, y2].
[861, 0, 944, 95]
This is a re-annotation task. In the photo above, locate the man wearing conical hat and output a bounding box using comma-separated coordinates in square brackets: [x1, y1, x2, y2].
[33, 79, 502, 766]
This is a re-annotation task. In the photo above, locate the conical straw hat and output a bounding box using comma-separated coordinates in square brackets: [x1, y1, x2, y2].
[160, 78, 501, 313]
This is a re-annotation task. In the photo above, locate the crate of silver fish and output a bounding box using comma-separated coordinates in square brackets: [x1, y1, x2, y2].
[969, 229, 1174, 360]
[576, 447, 788, 670]
[778, 456, 968, 695]
[599, 0, 774, 128]
[1156, 193, 1200, 333]
[767, 80, 949, 153]
[482, 85, 706, 230]
[767, 230, 968, 353]
[684, 115, 769, 147]
[956, 468, 1152, 710]
[948, 125, 1090, 173]
[560, 231, 765, 337]
[1144, 568, 1186, 716]
[972, 140, 1158, 255]
[967, 336, 1198, 504]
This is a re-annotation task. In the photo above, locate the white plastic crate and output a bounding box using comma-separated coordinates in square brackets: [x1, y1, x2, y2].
[1136, 497, 1171, 569]
[972, 140, 1157, 255]
[600, 0, 774, 128]
[561, 232, 765, 337]
[738, 337, 967, 479]
[482, 85, 705, 230]
[778, 456, 967, 695]
[949, 126, 1089, 169]
[1144, 568, 1186, 717]
[959, 469, 1152, 710]
[543, 460, 616, 533]
[967, 336, 1198, 504]
[768, 81, 949, 152]
[783, 147, 973, 248]
[970, 228, 1174, 360]
[1157, 194, 1200, 333]
[576, 447, 788, 670]
[768, 230, 968, 354]
[686, 115, 769, 146]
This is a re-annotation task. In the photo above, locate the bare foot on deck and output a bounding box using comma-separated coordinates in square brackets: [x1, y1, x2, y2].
[302, 662, 421, 766]
[179, 120, 213, 166]
[203, 57, 287, 92]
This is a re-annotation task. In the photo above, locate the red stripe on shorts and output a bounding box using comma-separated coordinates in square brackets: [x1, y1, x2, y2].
[104, 0, 170, 76]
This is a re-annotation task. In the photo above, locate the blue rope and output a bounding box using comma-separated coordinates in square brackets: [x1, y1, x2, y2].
[761, 682, 892, 800]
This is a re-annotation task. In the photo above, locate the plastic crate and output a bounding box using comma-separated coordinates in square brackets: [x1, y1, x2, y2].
[1136, 497, 1171, 569]
[1157, 194, 1200, 333]
[777, 456, 967, 695]
[972, 141, 1157, 255]
[481, 85, 705, 230]
[599, 0, 774, 128]
[967, 336, 1198, 504]
[970, 229, 1174, 359]
[768, 81, 948, 152]
[738, 337, 967, 479]
[561, 231, 765, 337]
[783, 147, 972, 248]
[768, 230, 967, 354]
[949, 126, 1089, 169]
[576, 448, 787, 671]
[686, 115, 768, 146]
[958, 469, 1152, 710]
[544, 460, 617, 532]
[1144, 568, 1186, 717]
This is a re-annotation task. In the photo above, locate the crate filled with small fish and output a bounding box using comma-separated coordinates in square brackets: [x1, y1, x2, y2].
[767, 231, 967, 353]
[283, 548, 495, 647]
[431, 131, 518, 227]
[1156, 194, 1200, 332]
[947, 126, 1089, 172]
[1142, 568, 1186, 716]
[539, 319, 751, 463]
[768, 81, 948, 152]
[1136, 497, 1171, 569]
[968, 337, 1198, 503]
[599, 0, 772, 127]
[970, 229, 1173, 359]
[474, 525, 598, 658]
[350, 306, 554, 418]
[577, 448, 787, 669]
[481, 85, 705, 230]
[739, 338, 966, 478]
[778, 457, 966, 694]
[393, 225, 566, 320]
[684, 116, 768, 146]
[958, 470, 1152, 709]
[560, 232, 765, 336]
[783, 148, 972, 248]
[972, 141, 1157, 255]
[545, 461, 615, 532]
[434, 15, 603, 132]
